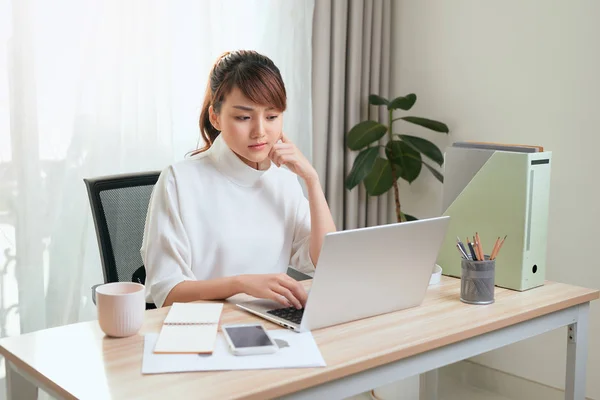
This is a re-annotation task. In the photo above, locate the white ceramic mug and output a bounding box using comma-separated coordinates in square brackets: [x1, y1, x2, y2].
[96, 282, 145, 337]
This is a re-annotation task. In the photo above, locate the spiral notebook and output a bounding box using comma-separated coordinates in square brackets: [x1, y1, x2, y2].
[153, 302, 224, 354]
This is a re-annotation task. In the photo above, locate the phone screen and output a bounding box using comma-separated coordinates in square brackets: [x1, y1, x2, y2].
[224, 325, 273, 348]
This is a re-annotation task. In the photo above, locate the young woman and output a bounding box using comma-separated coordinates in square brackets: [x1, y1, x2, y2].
[141, 50, 336, 308]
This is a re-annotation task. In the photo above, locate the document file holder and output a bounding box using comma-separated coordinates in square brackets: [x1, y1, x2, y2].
[436, 145, 552, 291]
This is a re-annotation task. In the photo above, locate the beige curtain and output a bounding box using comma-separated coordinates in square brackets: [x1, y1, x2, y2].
[312, 0, 393, 230]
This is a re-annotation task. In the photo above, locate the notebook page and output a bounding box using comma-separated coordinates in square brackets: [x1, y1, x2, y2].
[153, 324, 219, 354]
[163, 302, 223, 325]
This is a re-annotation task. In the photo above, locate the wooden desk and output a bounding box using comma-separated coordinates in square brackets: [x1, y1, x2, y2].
[1, 277, 598, 400]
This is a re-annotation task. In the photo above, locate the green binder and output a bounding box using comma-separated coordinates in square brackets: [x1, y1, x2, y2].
[437, 145, 552, 291]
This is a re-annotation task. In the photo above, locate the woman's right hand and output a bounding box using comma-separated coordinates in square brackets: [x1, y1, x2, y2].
[237, 273, 308, 309]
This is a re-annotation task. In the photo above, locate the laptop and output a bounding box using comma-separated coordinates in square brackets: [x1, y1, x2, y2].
[236, 216, 450, 332]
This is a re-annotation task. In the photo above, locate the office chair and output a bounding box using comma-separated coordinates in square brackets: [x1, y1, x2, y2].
[84, 171, 160, 310]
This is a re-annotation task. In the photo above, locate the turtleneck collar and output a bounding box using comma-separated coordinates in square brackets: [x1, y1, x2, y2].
[208, 135, 273, 187]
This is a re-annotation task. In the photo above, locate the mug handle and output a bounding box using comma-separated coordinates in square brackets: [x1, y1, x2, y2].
[91, 284, 102, 305]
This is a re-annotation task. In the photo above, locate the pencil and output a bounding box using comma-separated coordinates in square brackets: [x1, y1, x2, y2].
[474, 233, 482, 261]
[491, 235, 507, 260]
[489, 237, 501, 260]
[475, 232, 484, 260]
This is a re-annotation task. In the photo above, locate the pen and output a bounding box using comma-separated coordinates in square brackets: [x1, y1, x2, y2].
[467, 237, 478, 261]
[456, 243, 469, 259]
[456, 237, 470, 259]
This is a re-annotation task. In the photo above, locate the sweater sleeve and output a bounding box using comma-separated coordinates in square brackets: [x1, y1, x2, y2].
[289, 183, 315, 275]
[140, 167, 195, 307]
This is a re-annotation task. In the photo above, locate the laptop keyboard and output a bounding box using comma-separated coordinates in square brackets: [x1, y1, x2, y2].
[267, 307, 304, 324]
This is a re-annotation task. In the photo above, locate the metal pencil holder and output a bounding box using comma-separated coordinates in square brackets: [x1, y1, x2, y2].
[460, 256, 495, 305]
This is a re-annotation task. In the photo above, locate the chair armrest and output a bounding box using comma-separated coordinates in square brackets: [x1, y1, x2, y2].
[287, 267, 312, 281]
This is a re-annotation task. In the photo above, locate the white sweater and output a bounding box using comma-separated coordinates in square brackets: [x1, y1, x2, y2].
[140, 135, 315, 307]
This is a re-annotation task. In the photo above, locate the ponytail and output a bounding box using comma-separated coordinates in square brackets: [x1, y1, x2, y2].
[197, 80, 221, 154]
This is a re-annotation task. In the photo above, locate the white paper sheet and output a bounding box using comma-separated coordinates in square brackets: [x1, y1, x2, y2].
[141, 329, 326, 374]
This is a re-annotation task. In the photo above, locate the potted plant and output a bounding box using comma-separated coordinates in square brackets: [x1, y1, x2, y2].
[345, 93, 449, 222]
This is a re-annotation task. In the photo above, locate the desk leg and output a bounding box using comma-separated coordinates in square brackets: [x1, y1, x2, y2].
[6, 360, 38, 400]
[419, 369, 438, 400]
[565, 302, 590, 400]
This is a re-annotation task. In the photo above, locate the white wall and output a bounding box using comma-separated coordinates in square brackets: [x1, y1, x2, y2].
[392, 1, 600, 398]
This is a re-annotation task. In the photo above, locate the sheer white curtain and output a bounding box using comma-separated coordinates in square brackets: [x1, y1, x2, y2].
[0, 0, 313, 356]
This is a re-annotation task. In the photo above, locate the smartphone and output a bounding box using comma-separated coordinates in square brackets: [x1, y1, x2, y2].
[222, 323, 279, 356]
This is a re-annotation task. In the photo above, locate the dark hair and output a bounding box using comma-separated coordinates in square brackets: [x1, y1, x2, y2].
[194, 50, 287, 154]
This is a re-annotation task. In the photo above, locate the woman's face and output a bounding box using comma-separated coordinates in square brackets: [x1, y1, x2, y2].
[210, 87, 283, 170]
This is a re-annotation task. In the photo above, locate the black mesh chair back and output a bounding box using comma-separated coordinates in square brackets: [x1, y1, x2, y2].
[84, 171, 160, 309]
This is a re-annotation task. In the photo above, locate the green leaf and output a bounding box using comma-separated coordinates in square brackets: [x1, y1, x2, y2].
[346, 120, 388, 150]
[403, 213, 418, 221]
[399, 134, 444, 166]
[385, 140, 422, 183]
[423, 162, 444, 183]
[369, 94, 389, 106]
[364, 157, 394, 196]
[401, 116, 449, 133]
[345, 147, 379, 190]
[388, 94, 417, 110]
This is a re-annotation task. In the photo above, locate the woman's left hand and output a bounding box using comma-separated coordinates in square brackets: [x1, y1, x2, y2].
[269, 133, 318, 183]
